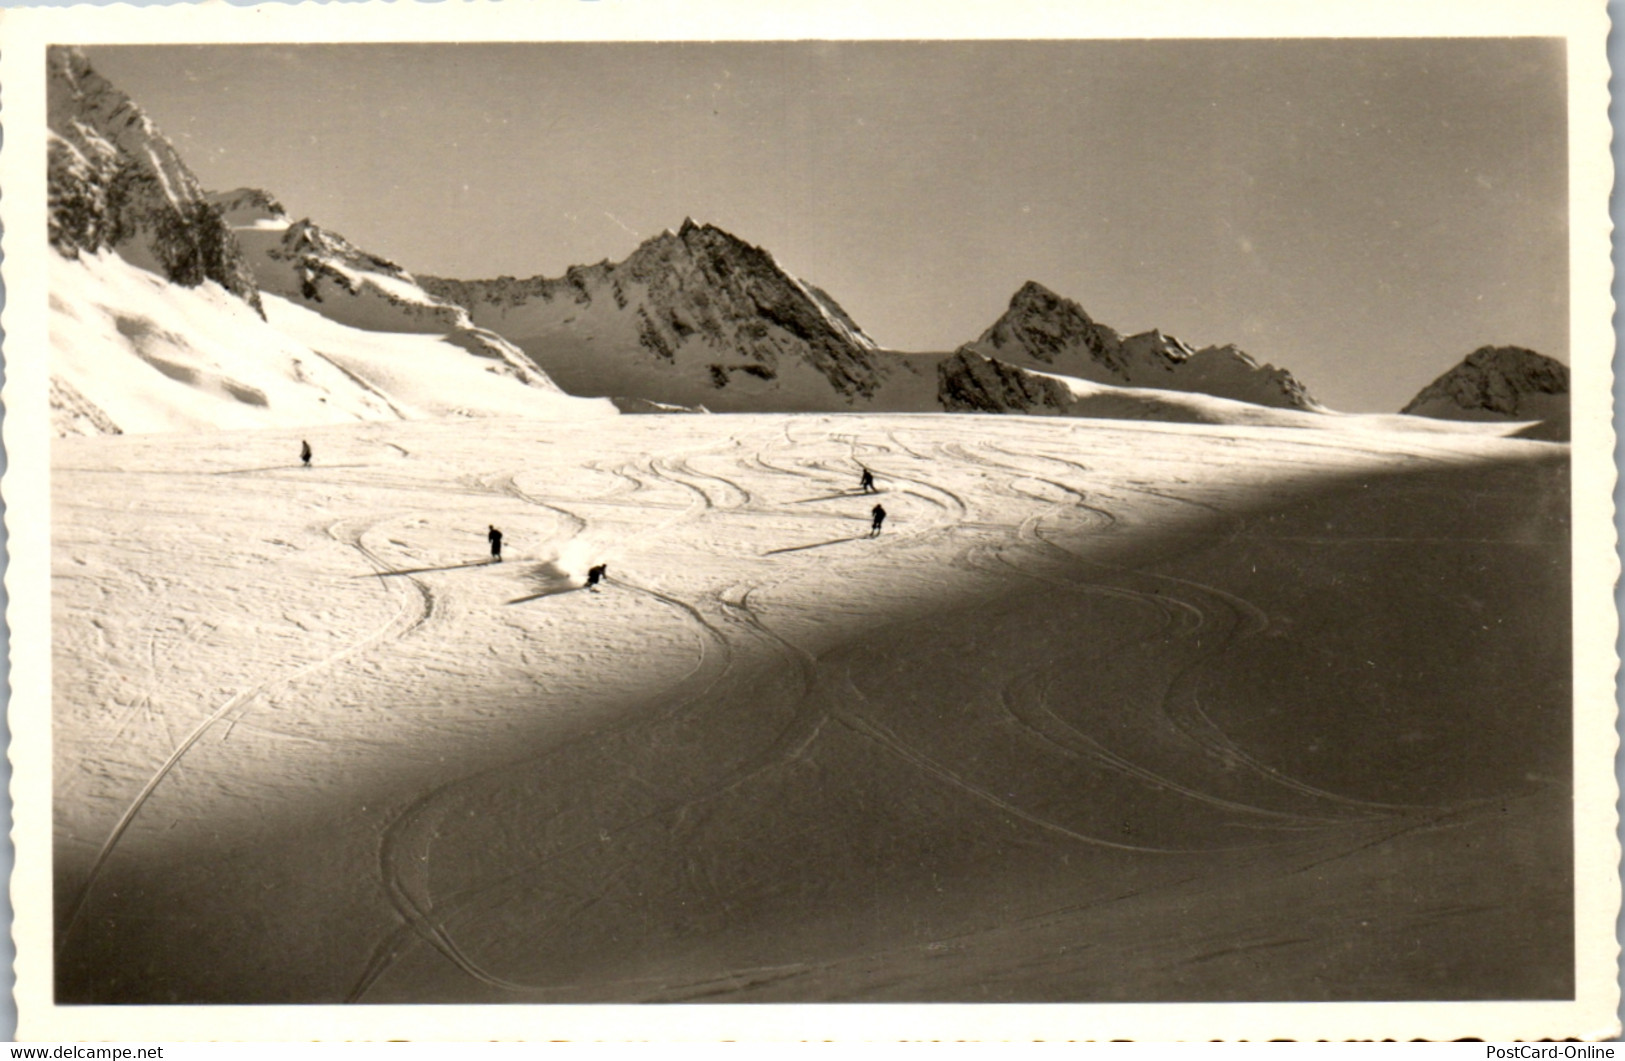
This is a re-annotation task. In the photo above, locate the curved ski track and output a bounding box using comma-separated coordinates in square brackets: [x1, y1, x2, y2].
[60, 513, 438, 954]
[349, 569, 840, 1000]
[968, 442, 1443, 818]
[119, 420, 1466, 1001]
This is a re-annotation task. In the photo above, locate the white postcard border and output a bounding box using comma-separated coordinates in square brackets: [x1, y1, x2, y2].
[2, 0, 1616, 1041]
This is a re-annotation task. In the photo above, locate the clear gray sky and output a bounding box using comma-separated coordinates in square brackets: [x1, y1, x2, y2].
[82, 39, 1568, 411]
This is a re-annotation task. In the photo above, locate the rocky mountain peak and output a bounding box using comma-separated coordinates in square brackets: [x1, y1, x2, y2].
[975, 281, 1124, 371]
[1008, 279, 1073, 313]
[276, 218, 411, 284]
[1401, 345, 1569, 419]
[421, 219, 884, 409]
[966, 280, 1316, 410]
[48, 47, 263, 315]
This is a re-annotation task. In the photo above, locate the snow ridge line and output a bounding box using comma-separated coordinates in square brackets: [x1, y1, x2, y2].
[59, 516, 431, 952]
[308, 350, 411, 420]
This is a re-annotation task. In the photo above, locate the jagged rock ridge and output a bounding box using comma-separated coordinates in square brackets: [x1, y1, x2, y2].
[964, 280, 1317, 411]
[47, 46, 263, 315]
[936, 347, 1495, 431]
[422, 220, 893, 412]
[211, 188, 461, 331]
[209, 188, 558, 391]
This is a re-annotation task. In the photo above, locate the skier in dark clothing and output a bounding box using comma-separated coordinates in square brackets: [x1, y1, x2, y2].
[488, 525, 503, 562]
[859, 467, 876, 494]
[585, 563, 608, 591]
[300, 440, 312, 467]
[869, 504, 887, 538]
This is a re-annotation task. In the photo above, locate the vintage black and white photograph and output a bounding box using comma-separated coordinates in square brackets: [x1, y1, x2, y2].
[4, 0, 1617, 1042]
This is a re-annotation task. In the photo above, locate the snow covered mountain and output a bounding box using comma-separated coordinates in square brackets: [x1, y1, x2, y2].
[937, 348, 1077, 415]
[207, 188, 559, 391]
[50, 46, 1550, 439]
[936, 348, 1530, 435]
[47, 50, 608, 435]
[1401, 346, 1570, 440]
[420, 231, 1334, 419]
[960, 281, 1319, 411]
[210, 188, 464, 333]
[422, 221, 916, 412]
[51, 248, 615, 436]
[48, 46, 262, 316]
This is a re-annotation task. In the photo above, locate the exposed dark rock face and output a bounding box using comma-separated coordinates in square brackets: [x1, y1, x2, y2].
[937, 348, 1072, 414]
[964, 281, 1317, 410]
[48, 47, 263, 315]
[1402, 346, 1570, 417]
[979, 280, 1127, 372]
[1401, 345, 1570, 441]
[421, 220, 887, 408]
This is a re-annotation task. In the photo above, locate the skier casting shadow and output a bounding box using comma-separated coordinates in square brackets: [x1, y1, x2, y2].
[300, 440, 312, 467]
[869, 504, 887, 538]
[585, 563, 608, 591]
[488, 524, 504, 563]
[859, 466, 876, 494]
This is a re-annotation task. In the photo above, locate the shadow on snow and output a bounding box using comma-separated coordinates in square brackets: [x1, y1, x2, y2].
[763, 535, 870, 556]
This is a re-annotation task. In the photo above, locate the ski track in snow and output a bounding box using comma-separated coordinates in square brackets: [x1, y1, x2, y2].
[963, 441, 1432, 817]
[58, 513, 438, 954]
[1010, 451, 1430, 812]
[349, 531, 745, 999]
[376, 424, 1369, 994]
[52, 414, 1566, 1003]
[347, 428, 850, 998]
[351, 569, 838, 1000]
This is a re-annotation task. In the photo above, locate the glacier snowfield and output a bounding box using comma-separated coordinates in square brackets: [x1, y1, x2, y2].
[52, 413, 1570, 1003]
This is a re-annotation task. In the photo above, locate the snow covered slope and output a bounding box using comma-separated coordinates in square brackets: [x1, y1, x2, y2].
[423, 220, 919, 412]
[208, 187, 564, 393]
[1401, 345, 1570, 440]
[47, 53, 608, 435]
[53, 414, 1571, 1004]
[962, 281, 1319, 410]
[51, 251, 615, 434]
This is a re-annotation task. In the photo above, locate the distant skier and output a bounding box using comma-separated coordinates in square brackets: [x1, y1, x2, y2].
[585, 563, 608, 591]
[488, 524, 503, 563]
[869, 504, 887, 538]
[300, 440, 312, 468]
[859, 467, 876, 494]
